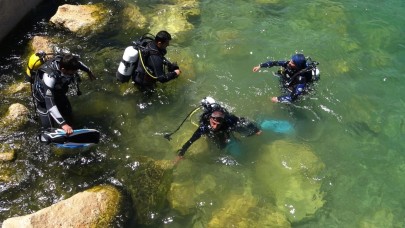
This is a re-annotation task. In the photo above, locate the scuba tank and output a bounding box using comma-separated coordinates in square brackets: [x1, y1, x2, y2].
[306, 57, 320, 81]
[116, 33, 156, 83]
[116, 46, 139, 83]
[26, 51, 47, 83]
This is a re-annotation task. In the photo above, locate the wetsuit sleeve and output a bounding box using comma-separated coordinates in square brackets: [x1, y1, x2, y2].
[78, 61, 91, 73]
[234, 117, 261, 136]
[260, 60, 287, 68]
[149, 55, 178, 83]
[177, 127, 204, 156]
[42, 73, 66, 126]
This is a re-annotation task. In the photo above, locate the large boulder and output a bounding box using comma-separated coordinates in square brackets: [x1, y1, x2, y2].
[0, 143, 16, 161]
[255, 140, 325, 222]
[116, 156, 174, 225]
[50, 4, 110, 37]
[148, 1, 200, 39]
[29, 36, 55, 54]
[1, 83, 30, 97]
[0, 103, 30, 132]
[2, 185, 123, 228]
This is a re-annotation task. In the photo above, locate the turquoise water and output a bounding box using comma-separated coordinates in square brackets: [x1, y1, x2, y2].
[1, 0, 405, 227]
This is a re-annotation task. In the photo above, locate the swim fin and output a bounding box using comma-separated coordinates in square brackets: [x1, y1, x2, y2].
[260, 120, 294, 134]
[40, 128, 100, 148]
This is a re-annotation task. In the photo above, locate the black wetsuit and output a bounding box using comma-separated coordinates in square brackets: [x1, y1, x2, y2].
[260, 60, 314, 103]
[133, 41, 178, 90]
[177, 109, 261, 156]
[33, 56, 91, 129]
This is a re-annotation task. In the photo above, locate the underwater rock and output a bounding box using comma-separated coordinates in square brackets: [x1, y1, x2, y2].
[122, 4, 148, 31]
[0, 143, 16, 161]
[0, 103, 29, 132]
[29, 36, 55, 54]
[359, 208, 397, 228]
[50, 4, 110, 37]
[255, 140, 325, 222]
[2, 185, 122, 228]
[1, 82, 30, 97]
[148, 1, 200, 38]
[208, 191, 291, 227]
[116, 156, 174, 225]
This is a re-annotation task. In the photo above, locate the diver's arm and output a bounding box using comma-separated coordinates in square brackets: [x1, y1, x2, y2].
[43, 74, 73, 134]
[78, 61, 96, 80]
[253, 60, 287, 72]
[232, 116, 261, 136]
[177, 128, 204, 157]
[149, 55, 178, 83]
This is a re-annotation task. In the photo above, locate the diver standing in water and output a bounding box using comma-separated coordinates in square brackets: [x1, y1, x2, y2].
[173, 97, 262, 164]
[252, 53, 319, 103]
[132, 30, 182, 91]
[32, 53, 96, 135]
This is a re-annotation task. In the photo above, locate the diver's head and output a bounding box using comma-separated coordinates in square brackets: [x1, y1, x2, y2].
[209, 110, 225, 131]
[60, 54, 80, 76]
[155, 30, 172, 49]
[289, 53, 306, 70]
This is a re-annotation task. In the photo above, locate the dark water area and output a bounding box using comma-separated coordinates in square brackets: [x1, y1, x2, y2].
[1, 0, 405, 227]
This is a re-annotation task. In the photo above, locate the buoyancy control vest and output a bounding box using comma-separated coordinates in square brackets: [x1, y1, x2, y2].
[279, 57, 320, 87]
[33, 56, 75, 103]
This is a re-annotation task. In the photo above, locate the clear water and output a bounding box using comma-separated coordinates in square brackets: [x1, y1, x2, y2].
[1, 0, 405, 227]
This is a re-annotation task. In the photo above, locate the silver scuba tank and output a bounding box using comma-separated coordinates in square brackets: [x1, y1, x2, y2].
[116, 46, 139, 83]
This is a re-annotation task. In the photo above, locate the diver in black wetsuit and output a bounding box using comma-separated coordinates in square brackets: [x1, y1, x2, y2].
[133, 30, 182, 91]
[174, 97, 262, 164]
[33, 53, 95, 135]
[252, 53, 319, 103]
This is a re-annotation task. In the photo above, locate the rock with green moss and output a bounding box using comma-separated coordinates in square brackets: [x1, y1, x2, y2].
[50, 4, 110, 37]
[0, 143, 16, 161]
[122, 4, 148, 31]
[116, 156, 174, 225]
[148, 1, 200, 39]
[2, 185, 123, 228]
[0, 83, 31, 98]
[359, 208, 399, 228]
[208, 187, 291, 227]
[0, 103, 29, 132]
[255, 140, 325, 222]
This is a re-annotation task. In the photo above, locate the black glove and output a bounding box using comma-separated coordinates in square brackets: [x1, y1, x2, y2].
[167, 62, 179, 72]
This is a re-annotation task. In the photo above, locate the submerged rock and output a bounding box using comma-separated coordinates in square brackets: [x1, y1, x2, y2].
[29, 36, 55, 54]
[0, 103, 29, 132]
[256, 140, 325, 222]
[116, 156, 174, 225]
[0, 143, 16, 161]
[2, 185, 123, 228]
[1, 82, 30, 97]
[50, 4, 110, 37]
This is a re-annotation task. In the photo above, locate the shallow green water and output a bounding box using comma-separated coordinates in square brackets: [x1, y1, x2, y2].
[1, 0, 405, 227]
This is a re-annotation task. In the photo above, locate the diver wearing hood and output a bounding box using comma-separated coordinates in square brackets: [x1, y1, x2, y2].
[252, 53, 319, 103]
[174, 98, 261, 164]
